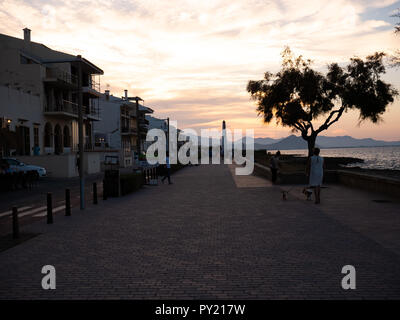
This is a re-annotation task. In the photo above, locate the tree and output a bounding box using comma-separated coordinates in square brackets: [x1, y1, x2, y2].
[247, 47, 398, 156]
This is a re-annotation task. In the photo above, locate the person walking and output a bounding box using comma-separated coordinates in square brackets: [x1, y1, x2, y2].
[162, 152, 172, 185]
[270, 151, 281, 183]
[307, 148, 324, 204]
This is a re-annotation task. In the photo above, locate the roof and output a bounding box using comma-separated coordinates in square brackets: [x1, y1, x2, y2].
[0, 32, 103, 74]
[139, 105, 154, 113]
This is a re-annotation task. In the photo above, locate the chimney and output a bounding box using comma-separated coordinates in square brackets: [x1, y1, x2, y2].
[105, 90, 110, 100]
[23, 28, 31, 43]
[124, 89, 128, 100]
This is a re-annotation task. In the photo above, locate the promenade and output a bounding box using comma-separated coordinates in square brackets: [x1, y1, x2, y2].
[0, 164, 399, 299]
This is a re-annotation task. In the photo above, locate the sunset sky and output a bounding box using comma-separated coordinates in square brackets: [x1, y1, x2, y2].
[1, 0, 399, 140]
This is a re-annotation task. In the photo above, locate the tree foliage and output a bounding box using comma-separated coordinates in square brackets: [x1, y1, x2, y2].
[247, 47, 398, 155]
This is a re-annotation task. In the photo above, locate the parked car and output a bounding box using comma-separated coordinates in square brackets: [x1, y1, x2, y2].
[2, 158, 47, 177]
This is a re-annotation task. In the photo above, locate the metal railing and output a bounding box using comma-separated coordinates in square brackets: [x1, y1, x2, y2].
[85, 99, 101, 118]
[45, 68, 77, 85]
[139, 118, 149, 125]
[45, 100, 100, 119]
[44, 100, 78, 115]
[121, 126, 138, 134]
[84, 76, 100, 93]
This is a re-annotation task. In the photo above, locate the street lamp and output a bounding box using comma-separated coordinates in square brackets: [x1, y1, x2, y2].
[158, 117, 170, 153]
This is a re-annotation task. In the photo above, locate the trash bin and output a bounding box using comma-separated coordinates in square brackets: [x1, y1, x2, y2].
[104, 156, 120, 197]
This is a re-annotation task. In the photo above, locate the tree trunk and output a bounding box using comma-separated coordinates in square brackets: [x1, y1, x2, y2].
[307, 135, 317, 157]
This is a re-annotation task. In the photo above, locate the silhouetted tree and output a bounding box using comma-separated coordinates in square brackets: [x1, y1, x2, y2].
[247, 47, 398, 156]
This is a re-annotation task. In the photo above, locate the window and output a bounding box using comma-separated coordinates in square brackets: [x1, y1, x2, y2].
[63, 126, 71, 147]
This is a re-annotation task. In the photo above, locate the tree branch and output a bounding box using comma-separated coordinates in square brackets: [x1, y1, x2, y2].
[307, 121, 314, 133]
[316, 107, 345, 134]
[293, 123, 303, 132]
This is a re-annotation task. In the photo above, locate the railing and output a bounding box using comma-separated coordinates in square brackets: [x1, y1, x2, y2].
[85, 76, 100, 93]
[139, 118, 149, 125]
[85, 103, 100, 118]
[45, 100, 78, 115]
[121, 126, 138, 134]
[45, 68, 77, 85]
[45, 100, 99, 119]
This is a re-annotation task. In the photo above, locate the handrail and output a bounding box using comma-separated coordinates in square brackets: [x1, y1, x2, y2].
[46, 67, 77, 85]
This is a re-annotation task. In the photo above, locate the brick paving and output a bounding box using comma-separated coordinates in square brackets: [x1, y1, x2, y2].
[0, 164, 399, 299]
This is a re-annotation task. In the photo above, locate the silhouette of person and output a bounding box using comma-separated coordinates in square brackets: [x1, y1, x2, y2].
[162, 152, 172, 185]
[270, 151, 280, 183]
[307, 148, 324, 204]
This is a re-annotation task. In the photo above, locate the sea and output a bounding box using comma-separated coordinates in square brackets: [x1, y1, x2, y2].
[269, 146, 400, 170]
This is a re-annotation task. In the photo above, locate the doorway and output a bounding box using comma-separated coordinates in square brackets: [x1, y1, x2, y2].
[54, 124, 63, 155]
[16, 126, 30, 155]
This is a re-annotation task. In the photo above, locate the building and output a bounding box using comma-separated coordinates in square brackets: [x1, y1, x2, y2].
[138, 104, 153, 154]
[93, 90, 139, 167]
[0, 28, 103, 158]
[145, 115, 185, 154]
[93, 89, 156, 167]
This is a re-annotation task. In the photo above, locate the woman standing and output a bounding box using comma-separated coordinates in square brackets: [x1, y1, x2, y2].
[307, 148, 324, 204]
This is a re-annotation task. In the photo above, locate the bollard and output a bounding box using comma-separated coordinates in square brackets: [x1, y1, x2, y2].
[65, 189, 71, 216]
[93, 182, 98, 205]
[12, 207, 19, 239]
[103, 179, 107, 200]
[47, 192, 53, 224]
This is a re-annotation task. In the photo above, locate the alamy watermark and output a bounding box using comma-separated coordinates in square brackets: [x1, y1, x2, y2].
[145, 121, 254, 175]
[41, 265, 56, 290]
[341, 265, 356, 290]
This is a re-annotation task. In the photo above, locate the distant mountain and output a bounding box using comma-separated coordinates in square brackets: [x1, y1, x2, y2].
[261, 135, 400, 150]
[183, 133, 400, 150]
[264, 135, 308, 150]
[316, 135, 400, 148]
[239, 137, 282, 150]
[254, 137, 282, 145]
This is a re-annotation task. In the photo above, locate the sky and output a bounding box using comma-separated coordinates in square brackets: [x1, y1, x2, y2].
[1, 0, 400, 140]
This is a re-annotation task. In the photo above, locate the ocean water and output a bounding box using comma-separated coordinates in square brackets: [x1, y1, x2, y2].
[271, 146, 400, 170]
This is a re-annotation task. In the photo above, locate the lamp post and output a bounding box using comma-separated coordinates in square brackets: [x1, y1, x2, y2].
[77, 55, 85, 210]
[158, 117, 170, 154]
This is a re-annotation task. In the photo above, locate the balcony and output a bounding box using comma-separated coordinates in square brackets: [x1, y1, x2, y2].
[44, 100, 100, 120]
[82, 78, 101, 97]
[139, 118, 149, 131]
[121, 126, 138, 135]
[85, 103, 101, 121]
[43, 68, 77, 88]
[139, 118, 149, 125]
[44, 100, 78, 119]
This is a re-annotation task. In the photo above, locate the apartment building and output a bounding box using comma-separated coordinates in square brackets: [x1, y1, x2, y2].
[0, 28, 103, 159]
[94, 90, 139, 167]
[138, 104, 154, 154]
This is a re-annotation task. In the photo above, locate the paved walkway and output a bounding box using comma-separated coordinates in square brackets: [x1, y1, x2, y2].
[0, 164, 399, 299]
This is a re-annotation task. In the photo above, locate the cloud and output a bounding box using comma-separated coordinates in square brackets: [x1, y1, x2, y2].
[0, 0, 399, 139]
